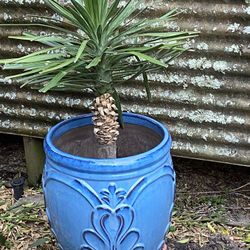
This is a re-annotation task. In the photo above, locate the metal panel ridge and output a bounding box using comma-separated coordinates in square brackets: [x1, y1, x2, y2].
[0, 0, 249, 166]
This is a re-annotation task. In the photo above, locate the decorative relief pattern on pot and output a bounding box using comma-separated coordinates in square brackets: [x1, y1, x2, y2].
[80, 183, 144, 250]
[43, 165, 175, 250]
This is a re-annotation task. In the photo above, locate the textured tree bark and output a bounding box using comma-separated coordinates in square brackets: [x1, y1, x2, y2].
[91, 93, 120, 159]
[96, 142, 117, 159]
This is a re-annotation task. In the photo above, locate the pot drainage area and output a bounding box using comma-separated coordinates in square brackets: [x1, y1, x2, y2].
[0, 134, 249, 250]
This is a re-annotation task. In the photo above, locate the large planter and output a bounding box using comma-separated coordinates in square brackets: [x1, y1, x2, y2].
[42, 113, 175, 250]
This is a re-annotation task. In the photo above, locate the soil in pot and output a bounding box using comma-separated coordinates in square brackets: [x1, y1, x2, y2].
[54, 124, 162, 158]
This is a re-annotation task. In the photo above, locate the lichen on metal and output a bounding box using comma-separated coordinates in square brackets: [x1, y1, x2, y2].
[0, 0, 249, 166]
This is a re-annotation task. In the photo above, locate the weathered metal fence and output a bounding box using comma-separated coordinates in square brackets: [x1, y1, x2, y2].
[0, 0, 249, 166]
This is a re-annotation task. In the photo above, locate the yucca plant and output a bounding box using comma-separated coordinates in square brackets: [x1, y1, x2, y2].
[0, 0, 195, 158]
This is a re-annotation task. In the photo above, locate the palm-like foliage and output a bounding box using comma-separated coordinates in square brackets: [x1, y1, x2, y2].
[0, 0, 195, 120]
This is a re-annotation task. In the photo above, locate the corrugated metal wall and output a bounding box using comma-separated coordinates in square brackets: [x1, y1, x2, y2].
[0, 0, 249, 166]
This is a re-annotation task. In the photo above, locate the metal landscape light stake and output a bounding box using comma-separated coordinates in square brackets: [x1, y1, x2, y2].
[11, 177, 25, 201]
[0, 0, 195, 249]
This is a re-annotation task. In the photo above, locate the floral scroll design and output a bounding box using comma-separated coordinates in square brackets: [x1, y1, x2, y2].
[44, 164, 174, 250]
[80, 183, 144, 250]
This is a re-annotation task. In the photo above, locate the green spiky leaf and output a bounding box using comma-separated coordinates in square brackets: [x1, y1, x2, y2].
[86, 57, 101, 69]
[112, 87, 124, 128]
[0, 0, 196, 133]
[39, 71, 68, 92]
[74, 40, 88, 63]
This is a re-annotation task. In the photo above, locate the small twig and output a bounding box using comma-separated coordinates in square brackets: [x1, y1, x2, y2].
[224, 206, 250, 210]
[232, 182, 250, 192]
[235, 192, 250, 200]
[177, 189, 250, 195]
[221, 221, 250, 228]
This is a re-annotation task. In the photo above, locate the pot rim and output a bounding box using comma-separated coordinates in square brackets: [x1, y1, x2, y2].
[45, 112, 171, 172]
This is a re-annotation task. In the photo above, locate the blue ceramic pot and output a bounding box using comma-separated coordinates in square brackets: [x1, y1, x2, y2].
[43, 113, 175, 250]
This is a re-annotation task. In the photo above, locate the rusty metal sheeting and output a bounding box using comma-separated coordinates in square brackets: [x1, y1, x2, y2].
[0, 0, 249, 166]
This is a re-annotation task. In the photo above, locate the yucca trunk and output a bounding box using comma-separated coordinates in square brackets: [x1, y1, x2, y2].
[91, 93, 120, 158]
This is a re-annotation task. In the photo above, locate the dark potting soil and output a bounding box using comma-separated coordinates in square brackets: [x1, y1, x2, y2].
[54, 124, 162, 158]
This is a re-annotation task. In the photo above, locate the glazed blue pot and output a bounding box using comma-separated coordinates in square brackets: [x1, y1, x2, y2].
[43, 113, 175, 250]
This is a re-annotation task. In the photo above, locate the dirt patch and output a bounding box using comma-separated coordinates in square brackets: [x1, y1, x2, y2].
[0, 134, 26, 181]
[168, 235, 245, 250]
[0, 134, 249, 249]
[168, 158, 250, 249]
